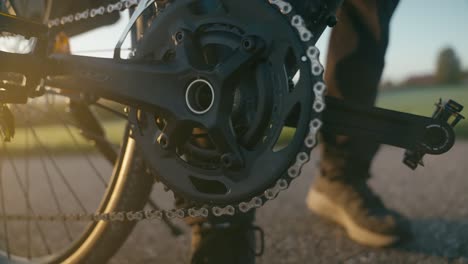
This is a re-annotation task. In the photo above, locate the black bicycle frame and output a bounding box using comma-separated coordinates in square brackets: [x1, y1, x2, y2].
[1, 0, 343, 110]
[0, 0, 463, 170]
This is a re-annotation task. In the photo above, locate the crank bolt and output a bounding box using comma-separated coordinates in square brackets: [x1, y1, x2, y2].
[241, 37, 256, 52]
[158, 134, 170, 149]
[221, 153, 234, 168]
[326, 15, 338, 27]
[174, 31, 185, 44]
[221, 153, 243, 169]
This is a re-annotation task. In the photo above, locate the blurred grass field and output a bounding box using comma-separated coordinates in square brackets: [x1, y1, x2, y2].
[5, 119, 127, 156]
[377, 84, 468, 138]
[4, 84, 467, 156]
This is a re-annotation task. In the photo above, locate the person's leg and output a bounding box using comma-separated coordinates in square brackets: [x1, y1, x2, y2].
[187, 211, 260, 264]
[306, 0, 410, 248]
[322, 0, 399, 177]
[178, 129, 261, 264]
[177, 195, 260, 264]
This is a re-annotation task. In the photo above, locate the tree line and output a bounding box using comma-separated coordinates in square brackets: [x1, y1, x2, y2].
[436, 47, 464, 84]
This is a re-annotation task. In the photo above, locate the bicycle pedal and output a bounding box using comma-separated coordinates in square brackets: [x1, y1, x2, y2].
[433, 99, 465, 127]
[403, 99, 464, 170]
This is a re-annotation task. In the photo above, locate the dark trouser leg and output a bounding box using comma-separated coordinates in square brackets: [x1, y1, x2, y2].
[321, 0, 400, 181]
[176, 128, 258, 264]
[302, 0, 410, 248]
[179, 127, 256, 231]
[179, 196, 258, 264]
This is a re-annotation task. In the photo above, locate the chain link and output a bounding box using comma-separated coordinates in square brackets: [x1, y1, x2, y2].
[0, 0, 327, 223]
[47, 0, 140, 28]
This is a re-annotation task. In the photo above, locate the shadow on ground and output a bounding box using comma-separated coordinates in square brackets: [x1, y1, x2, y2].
[112, 143, 468, 264]
[398, 218, 468, 260]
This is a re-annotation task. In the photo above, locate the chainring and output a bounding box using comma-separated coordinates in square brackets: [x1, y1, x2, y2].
[129, 0, 325, 209]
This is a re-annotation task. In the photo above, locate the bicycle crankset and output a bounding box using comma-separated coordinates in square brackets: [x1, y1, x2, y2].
[0, 0, 464, 218]
[128, 0, 325, 205]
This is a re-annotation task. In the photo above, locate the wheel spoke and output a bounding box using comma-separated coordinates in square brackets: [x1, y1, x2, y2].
[3, 144, 53, 255]
[0, 151, 11, 259]
[26, 103, 119, 164]
[34, 104, 93, 236]
[24, 113, 31, 259]
[92, 101, 128, 120]
[38, 155, 74, 242]
[14, 107, 88, 214]
[62, 125, 108, 187]
[23, 104, 80, 128]
[46, 106, 109, 188]
[28, 126, 88, 213]
[72, 48, 132, 54]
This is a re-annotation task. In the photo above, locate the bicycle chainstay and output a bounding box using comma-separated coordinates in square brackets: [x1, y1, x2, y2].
[0, 0, 327, 222]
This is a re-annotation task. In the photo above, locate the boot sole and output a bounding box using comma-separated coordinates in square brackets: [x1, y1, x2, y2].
[306, 189, 399, 247]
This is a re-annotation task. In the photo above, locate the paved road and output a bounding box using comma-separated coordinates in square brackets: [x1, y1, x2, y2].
[111, 141, 468, 264]
[0, 142, 466, 263]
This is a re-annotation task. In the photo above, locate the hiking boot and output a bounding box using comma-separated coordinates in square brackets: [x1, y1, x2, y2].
[306, 175, 411, 247]
[189, 214, 263, 264]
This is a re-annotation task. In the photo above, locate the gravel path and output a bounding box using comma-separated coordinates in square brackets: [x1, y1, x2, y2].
[110, 141, 468, 264]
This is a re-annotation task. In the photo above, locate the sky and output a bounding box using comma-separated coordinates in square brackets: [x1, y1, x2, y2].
[71, 0, 468, 83]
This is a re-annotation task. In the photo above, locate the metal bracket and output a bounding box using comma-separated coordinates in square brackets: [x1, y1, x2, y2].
[114, 0, 156, 59]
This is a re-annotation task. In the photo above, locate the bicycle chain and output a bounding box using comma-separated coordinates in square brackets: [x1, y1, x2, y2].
[48, 0, 139, 28]
[0, 0, 326, 222]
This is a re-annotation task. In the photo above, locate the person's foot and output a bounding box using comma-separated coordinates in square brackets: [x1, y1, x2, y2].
[306, 175, 411, 247]
[190, 220, 263, 264]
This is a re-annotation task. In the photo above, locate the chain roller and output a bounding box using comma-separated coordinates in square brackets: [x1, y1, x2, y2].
[48, 0, 140, 27]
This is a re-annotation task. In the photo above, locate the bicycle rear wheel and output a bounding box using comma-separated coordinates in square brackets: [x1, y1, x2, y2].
[0, 1, 155, 263]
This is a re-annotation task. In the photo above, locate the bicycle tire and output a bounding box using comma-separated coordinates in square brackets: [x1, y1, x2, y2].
[49, 136, 154, 264]
[0, 2, 155, 263]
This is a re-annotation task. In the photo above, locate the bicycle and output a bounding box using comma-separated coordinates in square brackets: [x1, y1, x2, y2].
[0, 0, 464, 263]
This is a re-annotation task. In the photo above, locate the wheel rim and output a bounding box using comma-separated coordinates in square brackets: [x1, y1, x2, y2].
[0, 2, 143, 262]
[0, 91, 130, 262]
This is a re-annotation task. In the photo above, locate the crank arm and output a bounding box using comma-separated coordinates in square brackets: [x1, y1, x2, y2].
[322, 96, 464, 169]
[45, 38, 263, 117]
[0, 47, 184, 112]
[45, 54, 189, 116]
[0, 51, 196, 119]
[322, 96, 453, 153]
